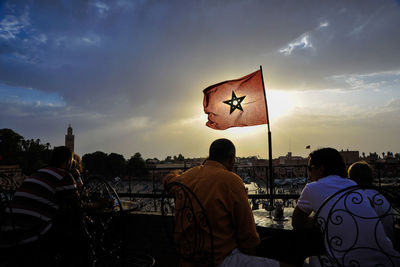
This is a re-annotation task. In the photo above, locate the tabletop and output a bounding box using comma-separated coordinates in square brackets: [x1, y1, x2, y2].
[253, 207, 294, 230]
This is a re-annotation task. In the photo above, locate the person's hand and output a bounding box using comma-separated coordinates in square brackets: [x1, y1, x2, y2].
[163, 169, 183, 187]
[171, 169, 183, 176]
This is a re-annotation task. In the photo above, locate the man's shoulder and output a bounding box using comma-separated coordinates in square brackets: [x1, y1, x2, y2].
[304, 176, 353, 193]
[302, 180, 321, 192]
[184, 163, 243, 188]
[205, 165, 241, 181]
[36, 167, 70, 180]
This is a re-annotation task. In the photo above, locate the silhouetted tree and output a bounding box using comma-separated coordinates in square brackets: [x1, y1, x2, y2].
[82, 151, 109, 176]
[107, 153, 126, 177]
[0, 128, 23, 164]
[370, 152, 379, 160]
[127, 152, 147, 179]
[0, 129, 52, 174]
[20, 139, 52, 174]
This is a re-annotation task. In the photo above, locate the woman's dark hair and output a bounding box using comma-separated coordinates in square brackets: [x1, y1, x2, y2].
[348, 161, 373, 186]
[309, 147, 347, 178]
[209, 138, 235, 162]
[51, 146, 73, 168]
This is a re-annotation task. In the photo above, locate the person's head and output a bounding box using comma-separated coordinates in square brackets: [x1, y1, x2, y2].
[51, 146, 73, 170]
[209, 138, 236, 171]
[308, 147, 347, 181]
[348, 161, 373, 186]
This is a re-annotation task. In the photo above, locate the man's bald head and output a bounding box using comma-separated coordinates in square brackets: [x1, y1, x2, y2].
[209, 139, 236, 170]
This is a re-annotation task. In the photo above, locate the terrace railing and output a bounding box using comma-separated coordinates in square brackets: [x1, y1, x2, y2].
[117, 191, 301, 213]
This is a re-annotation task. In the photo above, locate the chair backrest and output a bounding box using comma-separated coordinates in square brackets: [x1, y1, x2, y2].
[161, 181, 214, 267]
[0, 174, 19, 195]
[80, 176, 123, 212]
[79, 176, 124, 266]
[314, 185, 400, 267]
[0, 184, 18, 264]
[0, 184, 8, 218]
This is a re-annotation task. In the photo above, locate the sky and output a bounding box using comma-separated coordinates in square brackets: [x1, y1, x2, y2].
[1, 0, 400, 160]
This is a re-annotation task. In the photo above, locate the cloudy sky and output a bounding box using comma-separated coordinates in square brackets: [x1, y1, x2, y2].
[1, 0, 400, 160]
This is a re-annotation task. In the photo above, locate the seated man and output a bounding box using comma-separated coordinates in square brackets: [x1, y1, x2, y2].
[164, 138, 290, 267]
[8, 146, 87, 266]
[292, 148, 356, 229]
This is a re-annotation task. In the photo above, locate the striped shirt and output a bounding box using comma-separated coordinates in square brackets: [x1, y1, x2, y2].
[8, 167, 78, 244]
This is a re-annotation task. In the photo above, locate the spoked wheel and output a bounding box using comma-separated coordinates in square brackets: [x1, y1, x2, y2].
[80, 176, 124, 267]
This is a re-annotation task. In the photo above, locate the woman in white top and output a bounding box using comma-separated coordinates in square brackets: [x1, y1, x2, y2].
[348, 161, 395, 242]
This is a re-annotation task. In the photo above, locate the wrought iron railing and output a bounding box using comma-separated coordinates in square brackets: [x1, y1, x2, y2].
[117, 192, 300, 212]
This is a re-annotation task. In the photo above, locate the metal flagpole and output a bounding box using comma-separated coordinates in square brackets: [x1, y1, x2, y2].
[259, 65, 274, 206]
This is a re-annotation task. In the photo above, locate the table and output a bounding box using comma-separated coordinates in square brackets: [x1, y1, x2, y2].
[254, 207, 325, 265]
[253, 207, 293, 231]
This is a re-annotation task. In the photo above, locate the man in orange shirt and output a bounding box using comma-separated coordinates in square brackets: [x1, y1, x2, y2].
[164, 139, 285, 267]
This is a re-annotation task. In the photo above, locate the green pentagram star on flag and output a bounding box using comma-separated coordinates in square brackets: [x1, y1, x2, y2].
[223, 91, 246, 114]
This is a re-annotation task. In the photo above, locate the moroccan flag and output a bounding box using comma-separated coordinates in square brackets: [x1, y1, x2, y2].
[203, 70, 268, 130]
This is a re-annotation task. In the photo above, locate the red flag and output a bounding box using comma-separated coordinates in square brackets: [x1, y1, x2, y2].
[203, 70, 268, 130]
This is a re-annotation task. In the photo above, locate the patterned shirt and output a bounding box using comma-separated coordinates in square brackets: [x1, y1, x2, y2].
[9, 167, 79, 244]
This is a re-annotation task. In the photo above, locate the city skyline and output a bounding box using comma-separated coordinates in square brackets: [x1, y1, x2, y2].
[1, 1, 400, 160]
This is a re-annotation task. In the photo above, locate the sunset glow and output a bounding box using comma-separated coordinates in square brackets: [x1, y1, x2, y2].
[1, 1, 399, 159]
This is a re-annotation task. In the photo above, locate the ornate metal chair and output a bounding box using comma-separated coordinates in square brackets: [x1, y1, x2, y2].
[0, 173, 19, 199]
[0, 185, 20, 266]
[0, 184, 11, 246]
[314, 185, 400, 266]
[0, 184, 9, 224]
[80, 176, 155, 267]
[161, 181, 214, 267]
[80, 176, 125, 266]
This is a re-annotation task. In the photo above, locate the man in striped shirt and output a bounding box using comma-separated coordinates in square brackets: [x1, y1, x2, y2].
[8, 146, 82, 265]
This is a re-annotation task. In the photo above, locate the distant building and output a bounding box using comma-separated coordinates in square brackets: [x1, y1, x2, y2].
[339, 150, 359, 166]
[145, 158, 160, 166]
[273, 152, 308, 179]
[65, 124, 75, 152]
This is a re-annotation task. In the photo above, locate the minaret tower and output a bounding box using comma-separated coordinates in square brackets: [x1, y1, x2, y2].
[65, 124, 75, 152]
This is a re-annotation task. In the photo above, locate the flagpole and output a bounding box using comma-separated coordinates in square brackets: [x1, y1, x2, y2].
[259, 65, 274, 206]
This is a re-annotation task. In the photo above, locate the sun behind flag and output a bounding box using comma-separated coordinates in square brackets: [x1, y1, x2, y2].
[203, 70, 268, 130]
